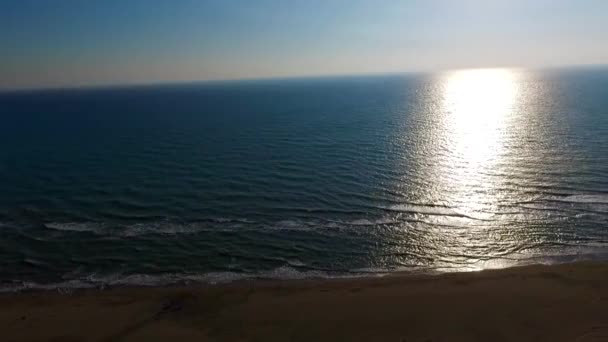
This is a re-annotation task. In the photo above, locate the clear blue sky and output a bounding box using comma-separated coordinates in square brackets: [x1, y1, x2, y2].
[1, 0, 607, 89]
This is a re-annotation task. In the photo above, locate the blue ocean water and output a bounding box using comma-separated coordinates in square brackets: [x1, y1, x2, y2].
[1, 67, 607, 290]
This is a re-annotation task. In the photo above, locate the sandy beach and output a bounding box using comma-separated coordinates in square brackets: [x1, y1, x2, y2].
[1, 262, 607, 342]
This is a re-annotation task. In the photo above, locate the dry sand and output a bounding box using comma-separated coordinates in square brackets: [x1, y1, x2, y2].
[1, 262, 607, 342]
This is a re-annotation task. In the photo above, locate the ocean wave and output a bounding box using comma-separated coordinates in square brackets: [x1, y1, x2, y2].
[286, 259, 307, 267]
[43, 220, 235, 236]
[211, 217, 254, 224]
[269, 220, 314, 231]
[347, 218, 396, 226]
[44, 222, 107, 233]
[121, 222, 209, 236]
[384, 204, 488, 220]
[517, 195, 608, 215]
[32, 203, 606, 239]
[42, 217, 403, 236]
[555, 194, 608, 204]
[4, 245, 608, 293]
[0, 266, 366, 293]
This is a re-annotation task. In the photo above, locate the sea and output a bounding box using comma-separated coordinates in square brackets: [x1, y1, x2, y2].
[1, 67, 607, 291]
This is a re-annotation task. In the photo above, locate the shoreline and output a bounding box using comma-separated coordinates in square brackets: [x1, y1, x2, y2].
[5, 249, 608, 293]
[2, 261, 607, 341]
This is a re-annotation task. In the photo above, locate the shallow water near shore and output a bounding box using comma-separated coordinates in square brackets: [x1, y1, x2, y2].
[1, 67, 607, 290]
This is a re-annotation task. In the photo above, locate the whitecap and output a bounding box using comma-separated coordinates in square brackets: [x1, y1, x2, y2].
[0, 266, 358, 292]
[348, 218, 395, 226]
[44, 222, 105, 233]
[555, 194, 608, 204]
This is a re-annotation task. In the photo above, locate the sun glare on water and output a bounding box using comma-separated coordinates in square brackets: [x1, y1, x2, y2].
[418, 68, 526, 271]
[404, 69, 525, 270]
[434, 68, 522, 265]
[442, 68, 518, 167]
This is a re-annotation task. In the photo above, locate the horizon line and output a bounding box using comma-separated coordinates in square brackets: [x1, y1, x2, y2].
[1, 63, 606, 94]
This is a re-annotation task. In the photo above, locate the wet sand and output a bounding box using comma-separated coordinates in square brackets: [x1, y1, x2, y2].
[1, 262, 607, 342]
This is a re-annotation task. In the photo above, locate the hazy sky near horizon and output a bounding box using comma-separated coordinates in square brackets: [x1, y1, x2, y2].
[1, 0, 607, 89]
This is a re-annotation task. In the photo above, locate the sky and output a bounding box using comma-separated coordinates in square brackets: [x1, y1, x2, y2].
[1, 0, 607, 90]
